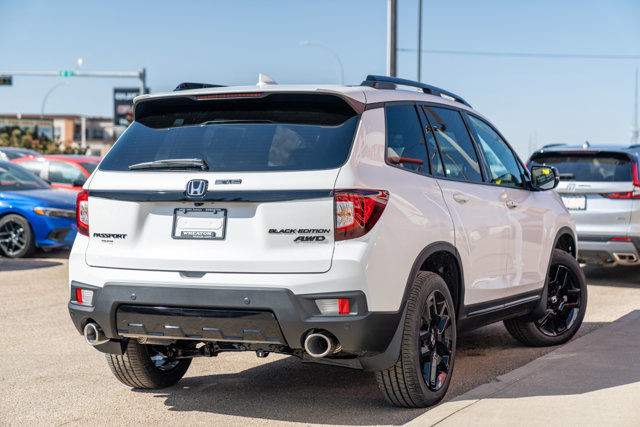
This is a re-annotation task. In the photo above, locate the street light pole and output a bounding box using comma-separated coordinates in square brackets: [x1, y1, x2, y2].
[300, 41, 344, 85]
[41, 81, 69, 118]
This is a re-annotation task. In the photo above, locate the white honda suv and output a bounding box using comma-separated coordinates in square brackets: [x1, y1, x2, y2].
[68, 75, 586, 407]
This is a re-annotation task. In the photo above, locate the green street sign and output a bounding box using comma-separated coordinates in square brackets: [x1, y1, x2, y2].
[58, 70, 75, 77]
[0, 75, 12, 85]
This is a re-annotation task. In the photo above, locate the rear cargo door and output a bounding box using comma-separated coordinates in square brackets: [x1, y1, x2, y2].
[84, 92, 361, 273]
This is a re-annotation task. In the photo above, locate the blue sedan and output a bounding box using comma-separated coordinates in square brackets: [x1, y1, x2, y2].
[0, 160, 77, 257]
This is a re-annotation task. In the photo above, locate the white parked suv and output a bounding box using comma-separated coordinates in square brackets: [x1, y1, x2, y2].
[68, 75, 587, 407]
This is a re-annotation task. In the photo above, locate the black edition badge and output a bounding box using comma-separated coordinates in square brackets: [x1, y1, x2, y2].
[268, 228, 330, 243]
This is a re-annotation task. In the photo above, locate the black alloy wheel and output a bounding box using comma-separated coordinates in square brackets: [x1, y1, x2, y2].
[420, 290, 454, 391]
[503, 249, 587, 347]
[535, 264, 582, 336]
[375, 271, 457, 407]
[0, 215, 35, 258]
[148, 345, 181, 371]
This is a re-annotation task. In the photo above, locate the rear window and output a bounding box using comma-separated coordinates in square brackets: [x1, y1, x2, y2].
[99, 93, 360, 172]
[80, 162, 98, 174]
[530, 152, 633, 182]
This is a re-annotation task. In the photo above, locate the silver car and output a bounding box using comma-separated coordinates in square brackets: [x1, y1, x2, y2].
[529, 143, 640, 266]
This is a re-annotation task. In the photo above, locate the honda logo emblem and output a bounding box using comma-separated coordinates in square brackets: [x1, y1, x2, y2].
[186, 179, 208, 198]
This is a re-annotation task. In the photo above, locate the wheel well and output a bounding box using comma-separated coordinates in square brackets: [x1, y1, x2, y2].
[419, 250, 461, 314]
[555, 233, 576, 258]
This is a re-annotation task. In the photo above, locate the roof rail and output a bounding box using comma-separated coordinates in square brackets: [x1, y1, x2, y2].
[541, 143, 567, 149]
[361, 75, 471, 107]
[174, 82, 226, 91]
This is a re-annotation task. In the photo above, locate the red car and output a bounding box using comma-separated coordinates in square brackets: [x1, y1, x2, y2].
[12, 155, 101, 192]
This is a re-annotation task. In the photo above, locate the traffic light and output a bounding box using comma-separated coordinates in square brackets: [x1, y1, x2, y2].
[58, 70, 74, 77]
[0, 75, 12, 86]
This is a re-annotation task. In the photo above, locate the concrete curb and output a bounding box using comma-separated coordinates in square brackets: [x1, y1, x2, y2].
[406, 310, 640, 426]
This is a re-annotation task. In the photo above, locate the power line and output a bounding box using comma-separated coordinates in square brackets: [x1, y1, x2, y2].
[398, 48, 640, 60]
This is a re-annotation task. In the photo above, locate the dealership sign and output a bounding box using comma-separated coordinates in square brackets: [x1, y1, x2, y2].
[113, 88, 148, 126]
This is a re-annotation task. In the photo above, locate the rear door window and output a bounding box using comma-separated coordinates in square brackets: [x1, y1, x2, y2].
[48, 161, 86, 185]
[422, 106, 483, 183]
[530, 152, 633, 182]
[385, 105, 429, 174]
[100, 93, 360, 172]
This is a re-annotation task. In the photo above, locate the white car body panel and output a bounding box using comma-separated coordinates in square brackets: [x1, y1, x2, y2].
[70, 83, 577, 314]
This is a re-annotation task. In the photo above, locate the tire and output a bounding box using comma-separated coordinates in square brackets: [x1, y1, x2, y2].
[0, 214, 35, 258]
[106, 340, 191, 389]
[375, 271, 456, 408]
[504, 249, 587, 347]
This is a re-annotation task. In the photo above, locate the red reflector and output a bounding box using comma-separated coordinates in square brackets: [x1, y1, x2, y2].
[196, 92, 262, 100]
[75, 288, 83, 303]
[611, 237, 632, 242]
[338, 299, 350, 315]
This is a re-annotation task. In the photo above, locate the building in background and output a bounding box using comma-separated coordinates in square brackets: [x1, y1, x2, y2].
[0, 114, 117, 156]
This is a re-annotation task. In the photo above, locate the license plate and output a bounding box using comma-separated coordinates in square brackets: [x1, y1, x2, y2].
[561, 195, 586, 210]
[172, 208, 227, 240]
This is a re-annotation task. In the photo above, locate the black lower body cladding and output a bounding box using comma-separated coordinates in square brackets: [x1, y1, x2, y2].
[68, 282, 403, 369]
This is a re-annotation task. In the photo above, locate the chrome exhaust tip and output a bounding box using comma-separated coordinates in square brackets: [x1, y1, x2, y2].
[304, 332, 339, 358]
[84, 322, 108, 346]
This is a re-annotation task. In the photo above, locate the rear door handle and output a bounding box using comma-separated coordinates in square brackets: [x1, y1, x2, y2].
[452, 193, 468, 204]
[506, 200, 518, 209]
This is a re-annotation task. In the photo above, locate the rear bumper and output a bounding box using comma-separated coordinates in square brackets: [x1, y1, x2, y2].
[577, 236, 640, 266]
[68, 282, 403, 370]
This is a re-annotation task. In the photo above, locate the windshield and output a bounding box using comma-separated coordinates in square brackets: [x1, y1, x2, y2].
[0, 162, 50, 191]
[80, 162, 98, 174]
[530, 152, 634, 182]
[99, 94, 360, 173]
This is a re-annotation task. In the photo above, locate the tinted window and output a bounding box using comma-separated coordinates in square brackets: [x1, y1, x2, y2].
[100, 94, 360, 172]
[530, 152, 633, 182]
[48, 161, 86, 185]
[467, 115, 523, 188]
[80, 162, 98, 174]
[422, 106, 483, 183]
[423, 117, 445, 177]
[385, 105, 429, 174]
[17, 160, 45, 177]
[0, 162, 50, 191]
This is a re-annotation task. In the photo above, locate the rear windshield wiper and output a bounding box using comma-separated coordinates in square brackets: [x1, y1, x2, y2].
[128, 158, 209, 171]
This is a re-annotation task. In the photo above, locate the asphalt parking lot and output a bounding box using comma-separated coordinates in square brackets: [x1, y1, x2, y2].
[1, 250, 639, 425]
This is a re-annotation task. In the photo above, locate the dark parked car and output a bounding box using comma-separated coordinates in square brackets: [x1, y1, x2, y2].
[0, 146, 39, 161]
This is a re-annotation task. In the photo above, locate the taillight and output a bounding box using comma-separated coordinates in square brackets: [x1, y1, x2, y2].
[602, 161, 640, 199]
[601, 192, 640, 199]
[334, 190, 388, 241]
[76, 189, 89, 236]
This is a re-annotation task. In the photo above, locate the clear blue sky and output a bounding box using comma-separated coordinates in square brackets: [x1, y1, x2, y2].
[2, 0, 640, 156]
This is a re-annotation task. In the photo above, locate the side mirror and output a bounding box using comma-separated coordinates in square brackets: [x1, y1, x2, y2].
[530, 165, 559, 191]
[72, 178, 87, 188]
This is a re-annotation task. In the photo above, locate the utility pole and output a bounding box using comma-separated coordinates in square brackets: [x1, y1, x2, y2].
[387, 0, 397, 77]
[632, 68, 639, 145]
[417, 0, 422, 81]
